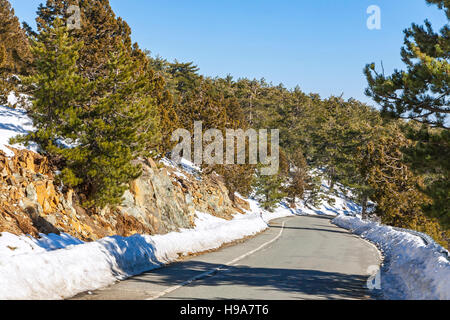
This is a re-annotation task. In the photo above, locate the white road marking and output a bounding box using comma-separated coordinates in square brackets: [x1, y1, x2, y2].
[146, 219, 287, 300]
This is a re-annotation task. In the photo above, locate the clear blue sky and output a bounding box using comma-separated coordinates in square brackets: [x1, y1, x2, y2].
[9, 0, 448, 105]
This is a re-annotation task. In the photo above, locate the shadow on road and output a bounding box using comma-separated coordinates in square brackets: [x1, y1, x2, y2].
[129, 260, 373, 300]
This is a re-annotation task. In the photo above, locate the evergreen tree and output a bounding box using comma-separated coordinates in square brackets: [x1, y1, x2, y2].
[143, 52, 177, 155]
[69, 41, 160, 207]
[218, 164, 254, 201]
[364, 0, 449, 234]
[167, 60, 201, 102]
[357, 125, 445, 244]
[253, 169, 287, 212]
[285, 151, 310, 207]
[176, 78, 228, 132]
[364, 0, 449, 128]
[32, 0, 134, 82]
[0, 0, 32, 105]
[12, 18, 89, 153]
[234, 78, 267, 127]
[403, 124, 450, 229]
[146, 56, 258, 198]
[14, 18, 160, 208]
[305, 97, 381, 191]
[275, 87, 316, 155]
[212, 87, 256, 200]
[31, 1, 169, 155]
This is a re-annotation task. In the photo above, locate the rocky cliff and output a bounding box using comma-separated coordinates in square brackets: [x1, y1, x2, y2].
[0, 148, 249, 241]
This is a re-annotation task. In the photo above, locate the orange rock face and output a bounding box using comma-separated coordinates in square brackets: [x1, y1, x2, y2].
[0, 148, 250, 241]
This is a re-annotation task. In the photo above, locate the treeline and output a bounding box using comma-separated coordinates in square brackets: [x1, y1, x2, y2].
[0, 0, 448, 245]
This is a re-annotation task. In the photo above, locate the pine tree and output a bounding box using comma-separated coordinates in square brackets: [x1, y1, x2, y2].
[233, 78, 268, 127]
[253, 168, 287, 212]
[0, 0, 32, 105]
[218, 83, 256, 199]
[403, 124, 450, 230]
[31, 0, 166, 116]
[176, 78, 228, 133]
[66, 41, 160, 207]
[32, 0, 134, 82]
[364, 0, 449, 235]
[155, 89, 179, 155]
[285, 151, 310, 207]
[31, 1, 182, 158]
[357, 125, 445, 244]
[167, 60, 201, 102]
[14, 18, 160, 208]
[0, 45, 5, 67]
[217, 164, 254, 201]
[303, 97, 381, 191]
[144, 53, 184, 154]
[11, 18, 89, 154]
[364, 0, 449, 128]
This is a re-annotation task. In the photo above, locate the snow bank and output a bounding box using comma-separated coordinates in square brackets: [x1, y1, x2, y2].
[0, 203, 293, 300]
[0, 232, 83, 257]
[333, 215, 450, 300]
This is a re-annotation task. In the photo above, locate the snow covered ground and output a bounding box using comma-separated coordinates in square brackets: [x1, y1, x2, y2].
[333, 215, 450, 300]
[289, 180, 364, 218]
[0, 105, 38, 156]
[0, 201, 294, 300]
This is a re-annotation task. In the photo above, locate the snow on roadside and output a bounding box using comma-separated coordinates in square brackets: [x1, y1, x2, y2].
[332, 215, 450, 300]
[0, 104, 294, 300]
[0, 232, 83, 257]
[0, 203, 294, 300]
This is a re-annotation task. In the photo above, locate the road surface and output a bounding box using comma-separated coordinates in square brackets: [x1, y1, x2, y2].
[72, 215, 382, 300]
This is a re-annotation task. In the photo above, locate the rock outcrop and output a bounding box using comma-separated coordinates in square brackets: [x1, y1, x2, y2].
[0, 148, 248, 241]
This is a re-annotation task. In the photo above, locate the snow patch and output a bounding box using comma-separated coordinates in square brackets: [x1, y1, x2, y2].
[333, 215, 450, 300]
[0, 105, 38, 156]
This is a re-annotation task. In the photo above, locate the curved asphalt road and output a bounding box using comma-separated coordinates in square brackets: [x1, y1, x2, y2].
[73, 215, 382, 300]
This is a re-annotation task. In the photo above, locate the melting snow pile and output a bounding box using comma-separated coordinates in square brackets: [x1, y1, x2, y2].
[333, 215, 450, 300]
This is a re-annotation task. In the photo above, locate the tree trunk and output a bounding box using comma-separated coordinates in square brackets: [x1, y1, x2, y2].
[361, 195, 368, 220]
